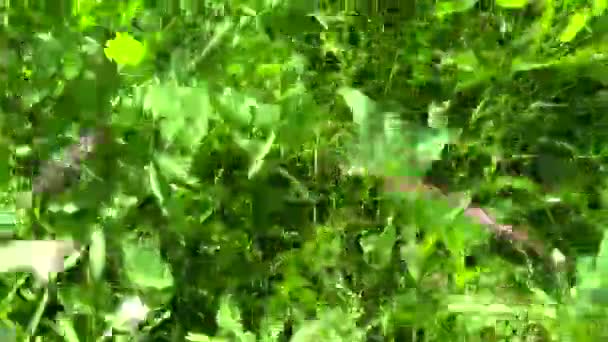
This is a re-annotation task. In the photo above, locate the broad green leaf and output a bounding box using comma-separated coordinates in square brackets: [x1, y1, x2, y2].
[216, 295, 245, 336]
[214, 88, 256, 127]
[155, 153, 198, 186]
[144, 84, 210, 148]
[400, 242, 425, 282]
[178, 86, 211, 146]
[559, 10, 590, 43]
[338, 87, 375, 129]
[594, 0, 607, 16]
[435, 0, 478, 18]
[89, 226, 106, 280]
[104, 32, 147, 67]
[62, 51, 83, 80]
[289, 321, 323, 342]
[143, 85, 177, 120]
[121, 236, 174, 290]
[252, 103, 281, 129]
[359, 224, 397, 269]
[496, 0, 528, 8]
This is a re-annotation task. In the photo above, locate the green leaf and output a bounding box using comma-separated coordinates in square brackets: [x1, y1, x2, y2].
[144, 84, 210, 148]
[216, 295, 245, 335]
[338, 87, 376, 129]
[252, 103, 281, 129]
[186, 333, 213, 342]
[214, 88, 256, 127]
[62, 51, 83, 80]
[56, 316, 80, 342]
[121, 235, 174, 290]
[149, 162, 167, 211]
[435, 0, 478, 18]
[248, 131, 276, 179]
[89, 226, 106, 281]
[559, 10, 590, 43]
[593, 0, 607, 16]
[104, 32, 147, 67]
[415, 127, 450, 167]
[359, 224, 397, 269]
[496, 0, 528, 8]
[155, 153, 198, 186]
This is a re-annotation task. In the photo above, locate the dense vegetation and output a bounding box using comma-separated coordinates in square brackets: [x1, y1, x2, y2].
[1, 0, 608, 340]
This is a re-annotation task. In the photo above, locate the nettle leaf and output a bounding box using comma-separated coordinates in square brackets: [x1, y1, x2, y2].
[104, 32, 147, 67]
[214, 88, 256, 127]
[400, 234, 438, 282]
[143, 83, 211, 148]
[232, 131, 277, 179]
[216, 295, 255, 341]
[121, 235, 174, 290]
[359, 224, 397, 269]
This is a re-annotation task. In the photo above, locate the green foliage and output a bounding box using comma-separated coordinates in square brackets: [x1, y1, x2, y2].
[2, 0, 608, 341]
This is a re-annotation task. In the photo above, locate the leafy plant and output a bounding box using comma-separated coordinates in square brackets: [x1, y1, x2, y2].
[1, 1, 608, 341]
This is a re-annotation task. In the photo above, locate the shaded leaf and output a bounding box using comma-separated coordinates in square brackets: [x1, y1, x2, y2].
[121, 235, 174, 290]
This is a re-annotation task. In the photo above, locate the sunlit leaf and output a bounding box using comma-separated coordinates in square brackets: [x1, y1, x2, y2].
[248, 131, 276, 179]
[594, 0, 607, 16]
[338, 87, 376, 129]
[496, 0, 528, 8]
[559, 10, 590, 43]
[89, 226, 106, 280]
[104, 32, 147, 67]
[144, 84, 210, 148]
[435, 0, 478, 18]
[216, 295, 246, 337]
